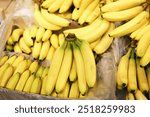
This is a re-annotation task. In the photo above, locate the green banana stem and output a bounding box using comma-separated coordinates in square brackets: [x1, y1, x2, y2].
[130, 48, 135, 59]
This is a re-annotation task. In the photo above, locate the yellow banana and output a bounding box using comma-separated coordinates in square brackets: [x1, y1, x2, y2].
[116, 48, 131, 87]
[11, 28, 24, 42]
[36, 27, 45, 42]
[6, 45, 13, 51]
[127, 49, 137, 93]
[72, 42, 87, 95]
[23, 74, 35, 92]
[7, 36, 14, 45]
[45, 41, 67, 95]
[136, 58, 149, 93]
[58, 82, 70, 98]
[23, 28, 33, 46]
[42, 29, 52, 42]
[94, 23, 115, 54]
[14, 60, 28, 74]
[36, 66, 44, 78]
[69, 59, 77, 82]
[72, 8, 79, 20]
[41, 75, 47, 95]
[58, 33, 65, 46]
[55, 43, 73, 93]
[12, 55, 24, 69]
[69, 80, 79, 98]
[59, 0, 73, 13]
[15, 70, 31, 91]
[126, 93, 135, 100]
[27, 60, 32, 68]
[6, 73, 20, 90]
[32, 41, 42, 59]
[30, 25, 38, 39]
[46, 45, 56, 61]
[30, 77, 42, 94]
[29, 61, 39, 74]
[34, 4, 61, 30]
[5, 55, 16, 65]
[102, 6, 144, 22]
[0, 63, 10, 83]
[14, 43, 22, 53]
[41, 0, 55, 8]
[55, 12, 72, 19]
[89, 39, 100, 50]
[39, 40, 50, 60]
[137, 29, 150, 57]
[109, 11, 149, 37]
[0, 55, 8, 67]
[19, 37, 31, 54]
[50, 34, 59, 49]
[41, 67, 49, 78]
[101, 0, 146, 12]
[135, 89, 148, 100]
[73, 0, 81, 8]
[0, 65, 13, 87]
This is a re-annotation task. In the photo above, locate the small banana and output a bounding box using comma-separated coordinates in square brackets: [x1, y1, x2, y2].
[42, 29, 52, 42]
[14, 43, 22, 53]
[11, 28, 24, 42]
[19, 37, 31, 54]
[30, 77, 42, 94]
[5, 55, 17, 65]
[23, 28, 33, 47]
[58, 33, 65, 46]
[0, 55, 9, 67]
[69, 59, 77, 82]
[50, 34, 59, 49]
[0, 63, 10, 83]
[69, 80, 79, 98]
[30, 25, 38, 39]
[14, 60, 28, 74]
[36, 27, 45, 42]
[36, 66, 44, 78]
[12, 55, 24, 69]
[29, 61, 39, 74]
[58, 82, 70, 98]
[41, 67, 49, 78]
[46, 45, 56, 61]
[41, 75, 47, 95]
[32, 41, 42, 59]
[7, 36, 14, 45]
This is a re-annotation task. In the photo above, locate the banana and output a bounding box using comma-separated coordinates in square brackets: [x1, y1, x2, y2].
[46, 45, 56, 61]
[23, 28, 33, 46]
[69, 80, 79, 98]
[78, 19, 110, 43]
[36, 66, 44, 78]
[127, 49, 137, 93]
[32, 41, 42, 59]
[136, 58, 149, 93]
[55, 12, 72, 19]
[94, 23, 115, 54]
[55, 43, 72, 93]
[14, 43, 22, 53]
[34, 4, 61, 30]
[73, 0, 81, 8]
[58, 33, 65, 46]
[50, 34, 59, 49]
[140, 45, 150, 67]
[39, 40, 50, 60]
[41, 0, 55, 8]
[42, 29, 52, 42]
[136, 29, 150, 57]
[7, 36, 14, 45]
[0, 63, 10, 83]
[19, 37, 31, 54]
[0, 55, 8, 67]
[6, 45, 13, 51]
[0, 65, 13, 87]
[135, 89, 148, 100]
[89, 39, 100, 50]
[136, 24, 150, 40]
[58, 81, 70, 98]
[5, 55, 16, 65]
[102, 6, 144, 22]
[45, 41, 67, 95]
[36, 27, 45, 42]
[27, 60, 32, 68]
[48, 0, 64, 13]
[41, 75, 47, 95]
[29, 61, 39, 73]
[14, 60, 28, 74]
[146, 66, 150, 90]
[23, 74, 35, 92]
[109, 11, 149, 37]
[116, 48, 131, 87]
[86, 4, 100, 23]
[59, 0, 73, 13]
[78, 0, 99, 25]
[30, 77, 42, 94]
[6, 73, 20, 90]
[69, 59, 77, 82]
[72, 8, 79, 20]
[12, 55, 24, 69]
[41, 9, 70, 27]
[11, 28, 24, 42]
[72, 42, 87, 95]
[30, 25, 38, 39]
[15, 70, 31, 91]
[41, 67, 49, 78]
[101, 0, 146, 12]
[126, 93, 135, 100]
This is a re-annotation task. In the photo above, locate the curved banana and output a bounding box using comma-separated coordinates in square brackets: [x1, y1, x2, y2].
[14, 60, 28, 74]
[69, 59, 77, 82]
[30, 77, 42, 94]
[23, 28, 33, 46]
[12, 55, 24, 69]
[58, 33, 65, 46]
[32, 41, 42, 59]
[58, 81, 70, 98]
[36, 27, 45, 42]
[50, 34, 59, 49]
[89, 39, 100, 50]
[69, 80, 79, 98]
[41, 67, 49, 78]
[135, 89, 148, 100]
[101, 0, 146, 12]
[46, 45, 56, 61]
[42, 29, 52, 42]
[29, 61, 39, 74]
[72, 8, 79, 20]
[36, 66, 44, 78]
[11, 28, 24, 42]
[30, 25, 38, 39]
[41, 75, 48, 95]
[7, 36, 14, 45]
[0, 63, 10, 83]
[14, 43, 22, 53]
[59, 0, 73, 13]
[34, 4, 61, 30]
[0, 55, 8, 67]
[19, 37, 31, 54]
[5, 55, 16, 65]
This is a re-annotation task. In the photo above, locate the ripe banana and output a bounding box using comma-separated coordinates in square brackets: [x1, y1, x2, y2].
[19, 37, 31, 54]
[41, 75, 47, 95]
[41, 67, 49, 78]
[136, 29, 150, 57]
[116, 48, 131, 87]
[109, 11, 149, 37]
[30, 25, 38, 39]
[23, 74, 35, 92]
[136, 58, 149, 93]
[101, 0, 146, 12]
[55, 43, 72, 93]
[14, 60, 28, 74]
[135, 89, 148, 100]
[58, 82, 70, 98]
[94, 23, 115, 54]
[0, 65, 13, 87]
[59, 0, 73, 13]
[69, 59, 77, 82]
[72, 42, 87, 95]
[11, 28, 24, 42]
[89, 39, 100, 50]
[12, 55, 24, 69]
[29, 61, 39, 73]
[36, 27, 45, 42]
[72, 8, 79, 20]
[27, 60, 32, 68]
[76, 40, 96, 87]
[6, 73, 20, 90]
[42, 29, 52, 42]
[55, 11, 72, 19]
[36, 66, 44, 78]
[32, 41, 42, 59]
[102, 6, 144, 22]
[23, 28, 33, 46]
[30, 77, 42, 94]
[69, 80, 79, 98]
[41, 0, 55, 8]
[34, 4, 61, 30]
[7, 36, 14, 45]
[14, 43, 22, 53]
[73, 0, 81, 8]
[46, 45, 56, 61]
[58, 33, 65, 46]
[0, 55, 8, 67]
[0, 63, 10, 83]
[45, 41, 67, 95]
[50, 34, 59, 49]
[5, 55, 16, 65]
[39, 40, 50, 60]
[15, 70, 31, 91]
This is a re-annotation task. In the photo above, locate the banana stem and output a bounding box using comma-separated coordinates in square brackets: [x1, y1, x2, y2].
[126, 48, 132, 58]
[130, 48, 135, 59]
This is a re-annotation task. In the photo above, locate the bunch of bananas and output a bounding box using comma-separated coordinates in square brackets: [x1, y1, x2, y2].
[5, 26, 68, 61]
[116, 48, 150, 100]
